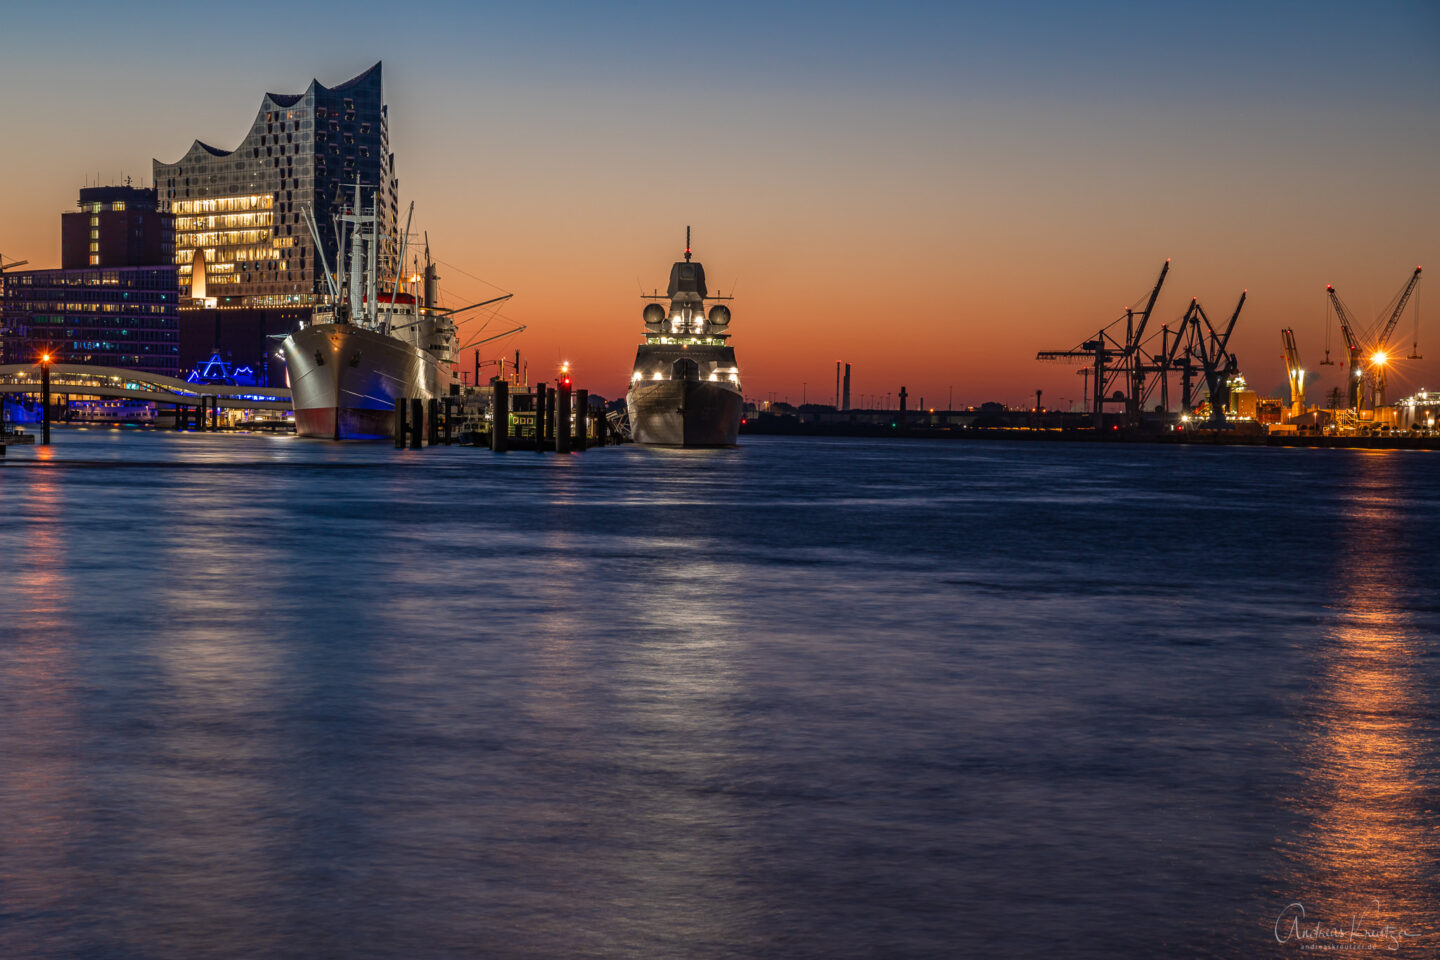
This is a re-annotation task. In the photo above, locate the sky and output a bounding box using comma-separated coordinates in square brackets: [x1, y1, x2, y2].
[1, 1, 1437, 406]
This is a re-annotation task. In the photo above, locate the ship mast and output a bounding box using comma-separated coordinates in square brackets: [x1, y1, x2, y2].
[347, 179, 364, 323]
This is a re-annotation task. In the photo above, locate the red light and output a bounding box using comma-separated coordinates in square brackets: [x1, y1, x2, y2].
[1112, 425, 1118, 431]
[741, 418, 747, 425]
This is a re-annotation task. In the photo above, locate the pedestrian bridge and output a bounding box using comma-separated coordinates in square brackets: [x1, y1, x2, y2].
[0, 363, 292, 411]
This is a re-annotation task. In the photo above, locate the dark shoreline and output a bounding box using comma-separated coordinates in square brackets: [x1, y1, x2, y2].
[740, 421, 1440, 450]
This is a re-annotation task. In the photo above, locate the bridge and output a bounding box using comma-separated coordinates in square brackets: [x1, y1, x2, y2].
[0, 363, 292, 411]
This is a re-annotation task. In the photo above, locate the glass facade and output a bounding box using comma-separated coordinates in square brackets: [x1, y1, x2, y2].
[152, 63, 397, 307]
[1, 267, 181, 377]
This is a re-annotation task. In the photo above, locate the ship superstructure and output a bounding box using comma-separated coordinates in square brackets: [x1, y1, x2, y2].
[625, 230, 742, 445]
[281, 183, 512, 439]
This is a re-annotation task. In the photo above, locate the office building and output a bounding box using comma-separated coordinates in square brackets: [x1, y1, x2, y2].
[1, 187, 179, 376]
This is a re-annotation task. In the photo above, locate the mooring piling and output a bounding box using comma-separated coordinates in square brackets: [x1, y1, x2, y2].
[491, 379, 509, 452]
[557, 381, 572, 454]
[575, 389, 588, 451]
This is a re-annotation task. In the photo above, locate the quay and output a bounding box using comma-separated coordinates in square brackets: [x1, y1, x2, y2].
[740, 415, 1440, 450]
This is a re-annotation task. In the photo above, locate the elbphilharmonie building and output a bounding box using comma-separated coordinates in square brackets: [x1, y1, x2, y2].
[152, 62, 398, 308]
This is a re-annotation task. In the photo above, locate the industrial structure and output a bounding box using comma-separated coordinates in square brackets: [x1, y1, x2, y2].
[1034, 260, 1432, 438]
[1036, 260, 1248, 430]
[1323, 266, 1422, 411]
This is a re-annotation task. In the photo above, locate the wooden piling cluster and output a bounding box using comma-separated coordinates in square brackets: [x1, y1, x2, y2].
[168, 395, 226, 433]
[391, 378, 621, 453]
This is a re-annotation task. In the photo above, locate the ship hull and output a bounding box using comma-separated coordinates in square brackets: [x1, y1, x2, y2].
[282, 323, 454, 439]
[626, 380, 742, 446]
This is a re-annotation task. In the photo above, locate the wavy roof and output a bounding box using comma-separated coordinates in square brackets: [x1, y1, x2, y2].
[156, 63, 381, 166]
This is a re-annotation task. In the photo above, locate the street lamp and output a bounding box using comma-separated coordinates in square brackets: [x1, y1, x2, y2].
[38, 350, 53, 445]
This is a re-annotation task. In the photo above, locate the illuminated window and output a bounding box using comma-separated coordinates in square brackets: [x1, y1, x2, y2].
[112, 201, 126, 212]
[89, 255, 99, 265]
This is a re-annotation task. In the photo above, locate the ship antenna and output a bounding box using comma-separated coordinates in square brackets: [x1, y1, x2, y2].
[684, 225, 691, 262]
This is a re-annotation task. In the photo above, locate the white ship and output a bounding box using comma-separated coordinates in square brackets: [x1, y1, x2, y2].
[626, 231, 742, 446]
[282, 185, 514, 439]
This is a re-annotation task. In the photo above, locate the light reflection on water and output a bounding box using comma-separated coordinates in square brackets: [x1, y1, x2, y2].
[0, 429, 1437, 959]
[1275, 455, 1438, 949]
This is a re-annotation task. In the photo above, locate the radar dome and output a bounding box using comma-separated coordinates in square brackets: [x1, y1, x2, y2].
[643, 303, 667, 326]
[707, 305, 731, 327]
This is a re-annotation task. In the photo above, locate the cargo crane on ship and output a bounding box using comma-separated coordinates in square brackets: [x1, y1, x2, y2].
[1036, 261, 1248, 429]
[1325, 266, 1422, 410]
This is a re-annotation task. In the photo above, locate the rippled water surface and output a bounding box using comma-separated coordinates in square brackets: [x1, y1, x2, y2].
[1, 428, 1437, 958]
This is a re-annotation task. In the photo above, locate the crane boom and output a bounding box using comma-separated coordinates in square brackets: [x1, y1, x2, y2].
[1326, 285, 1362, 353]
[1281, 327, 1304, 413]
[1130, 259, 1171, 346]
[1217, 290, 1246, 357]
[1326, 285, 1364, 409]
[1375, 266, 1422, 351]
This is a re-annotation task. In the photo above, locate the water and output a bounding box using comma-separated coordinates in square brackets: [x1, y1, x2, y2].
[1, 428, 1437, 959]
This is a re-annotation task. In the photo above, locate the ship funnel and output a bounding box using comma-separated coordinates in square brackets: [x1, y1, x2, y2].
[424, 262, 439, 310]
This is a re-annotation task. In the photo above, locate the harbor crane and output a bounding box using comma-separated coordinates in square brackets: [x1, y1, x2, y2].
[1037, 261, 1247, 429]
[1281, 328, 1305, 417]
[1036, 260, 1170, 429]
[1325, 266, 1422, 409]
[1371, 266, 1422, 406]
[1325, 284, 1365, 409]
[1170, 292, 1245, 424]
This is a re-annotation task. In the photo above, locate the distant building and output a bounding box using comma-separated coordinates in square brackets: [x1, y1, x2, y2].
[1, 186, 179, 376]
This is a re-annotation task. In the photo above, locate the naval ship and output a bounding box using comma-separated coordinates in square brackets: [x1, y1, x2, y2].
[282, 185, 512, 439]
[626, 231, 743, 445]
